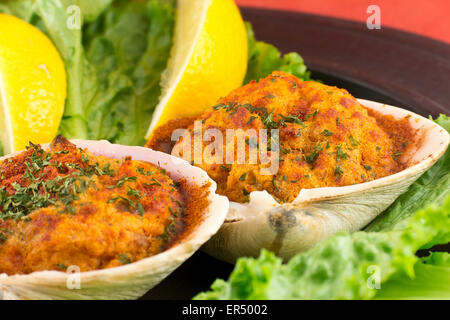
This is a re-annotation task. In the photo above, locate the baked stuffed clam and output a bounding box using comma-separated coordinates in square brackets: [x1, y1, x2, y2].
[147, 71, 450, 263]
[0, 137, 228, 299]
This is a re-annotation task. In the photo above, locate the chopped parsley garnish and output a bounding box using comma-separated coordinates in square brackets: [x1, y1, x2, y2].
[392, 151, 403, 161]
[247, 116, 257, 126]
[137, 203, 145, 216]
[245, 137, 258, 148]
[334, 166, 343, 179]
[272, 176, 279, 192]
[349, 135, 360, 147]
[119, 253, 131, 265]
[305, 110, 318, 120]
[57, 263, 68, 270]
[0, 144, 100, 221]
[280, 145, 291, 155]
[168, 206, 179, 217]
[279, 114, 307, 127]
[108, 195, 144, 216]
[364, 165, 372, 171]
[0, 231, 7, 243]
[145, 177, 162, 187]
[137, 167, 155, 176]
[335, 144, 349, 162]
[262, 111, 278, 129]
[94, 162, 115, 176]
[291, 81, 297, 89]
[322, 129, 334, 136]
[54, 150, 69, 155]
[304, 143, 323, 164]
[127, 188, 142, 199]
[115, 176, 138, 187]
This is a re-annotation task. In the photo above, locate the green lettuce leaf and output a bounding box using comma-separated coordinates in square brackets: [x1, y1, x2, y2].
[80, 0, 175, 145]
[195, 193, 450, 300]
[374, 252, 450, 300]
[244, 23, 310, 84]
[1, 0, 175, 146]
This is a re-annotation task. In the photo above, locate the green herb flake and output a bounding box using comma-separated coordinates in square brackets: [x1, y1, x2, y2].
[392, 151, 403, 161]
[119, 253, 131, 265]
[304, 143, 323, 164]
[349, 135, 360, 147]
[272, 177, 279, 192]
[247, 116, 257, 126]
[279, 114, 307, 127]
[322, 129, 334, 137]
[334, 165, 343, 178]
[56, 263, 68, 270]
[335, 144, 349, 162]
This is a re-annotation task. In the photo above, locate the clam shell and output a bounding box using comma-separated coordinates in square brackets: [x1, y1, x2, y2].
[0, 140, 229, 299]
[202, 99, 450, 263]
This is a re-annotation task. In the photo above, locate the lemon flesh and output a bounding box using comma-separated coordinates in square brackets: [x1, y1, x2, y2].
[146, 0, 248, 137]
[0, 13, 66, 154]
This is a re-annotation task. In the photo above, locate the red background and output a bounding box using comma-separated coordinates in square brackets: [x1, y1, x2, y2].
[236, 0, 450, 44]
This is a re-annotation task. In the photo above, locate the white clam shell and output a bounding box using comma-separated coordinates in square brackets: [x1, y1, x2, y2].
[202, 99, 450, 263]
[0, 140, 229, 300]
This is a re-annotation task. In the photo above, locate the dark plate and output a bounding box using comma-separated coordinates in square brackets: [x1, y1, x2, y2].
[142, 8, 450, 300]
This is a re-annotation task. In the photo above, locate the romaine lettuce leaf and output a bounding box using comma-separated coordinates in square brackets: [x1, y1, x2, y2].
[80, 0, 175, 145]
[0, 0, 175, 146]
[244, 23, 310, 84]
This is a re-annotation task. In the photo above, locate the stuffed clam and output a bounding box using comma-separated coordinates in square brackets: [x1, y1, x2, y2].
[147, 71, 450, 263]
[0, 136, 228, 299]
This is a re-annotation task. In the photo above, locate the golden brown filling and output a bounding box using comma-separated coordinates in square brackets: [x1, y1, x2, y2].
[0, 136, 190, 275]
[148, 71, 416, 203]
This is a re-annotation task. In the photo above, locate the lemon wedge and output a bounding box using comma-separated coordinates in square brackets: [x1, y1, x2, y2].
[0, 13, 66, 154]
[146, 0, 248, 137]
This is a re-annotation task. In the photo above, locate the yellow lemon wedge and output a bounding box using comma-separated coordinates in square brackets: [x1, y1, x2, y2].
[146, 0, 248, 137]
[0, 13, 66, 154]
